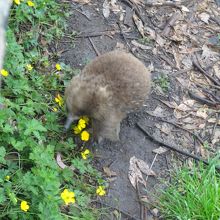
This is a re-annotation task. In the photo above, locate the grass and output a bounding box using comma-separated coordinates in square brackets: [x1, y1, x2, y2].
[0, 0, 105, 219]
[157, 158, 220, 220]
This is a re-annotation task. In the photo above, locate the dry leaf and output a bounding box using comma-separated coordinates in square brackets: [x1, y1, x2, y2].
[128, 156, 155, 189]
[146, 106, 165, 118]
[153, 147, 168, 155]
[201, 45, 219, 61]
[181, 5, 190, 12]
[145, 26, 165, 47]
[196, 108, 208, 119]
[72, 0, 90, 4]
[131, 0, 144, 5]
[103, 0, 110, 18]
[103, 166, 117, 177]
[56, 153, 75, 171]
[198, 12, 210, 24]
[131, 40, 152, 50]
[155, 123, 172, 135]
[133, 14, 144, 37]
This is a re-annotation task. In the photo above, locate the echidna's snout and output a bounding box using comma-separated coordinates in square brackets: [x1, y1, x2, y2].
[64, 114, 78, 131]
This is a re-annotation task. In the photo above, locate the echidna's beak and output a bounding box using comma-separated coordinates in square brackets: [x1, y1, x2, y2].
[64, 114, 74, 131]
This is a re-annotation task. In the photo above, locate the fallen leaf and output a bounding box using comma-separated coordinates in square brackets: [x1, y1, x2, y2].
[128, 156, 156, 189]
[133, 14, 144, 37]
[146, 106, 165, 117]
[131, 40, 152, 50]
[131, 0, 144, 5]
[155, 123, 172, 135]
[201, 45, 219, 61]
[181, 5, 190, 12]
[153, 147, 168, 155]
[196, 108, 208, 119]
[72, 0, 90, 4]
[198, 12, 210, 24]
[151, 208, 159, 217]
[103, 0, 110, 18]
[103, 166, 117, 177]
[56, 153, 75, 171]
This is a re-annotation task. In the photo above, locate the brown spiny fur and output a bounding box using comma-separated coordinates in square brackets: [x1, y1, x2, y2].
[65, 51, 151, 141]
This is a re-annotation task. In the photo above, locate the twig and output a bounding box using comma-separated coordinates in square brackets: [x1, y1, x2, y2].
[117, 22, 132, 52]
[159, 118, 204, 144]
[192, 56, 220, 86]
[121, 0, 145, 24]
[145, 153, 158, 182]
[136, 122, 212, 167]
[73, 8, 91, 21]
[188, 90, 218, 107]
[144, 2, 182, 9]
[75, 30, 116, 38]
[95, 200, 140, 220]
[88, 37, 100, 56]
[162, 11, 181, 37]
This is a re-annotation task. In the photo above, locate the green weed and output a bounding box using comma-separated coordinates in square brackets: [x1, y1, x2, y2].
[154, 74, 170, 93]
[0, 0, 105, 219]
[157, 158, 220, 220]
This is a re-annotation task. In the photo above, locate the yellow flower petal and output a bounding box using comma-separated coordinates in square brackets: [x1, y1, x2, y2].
[81, 116, 89, 124]
[54, 94, 63, 107]
[73, 125, 82, 134]
[27, 1, 35, 6]
[81, 130, 90, 141]
[5, 175, 10, 181]
[96, 186, 106, 196]
[81, 149, 90, 160]
[14, 0, 20, 5]
[20, 200, 30, 212]
[55, 63, 61, 71]
[0, 69, 9, 77]
[26, 64, 33, 71]
[61, 189, 75, 205]
[52, 107, 58, 112]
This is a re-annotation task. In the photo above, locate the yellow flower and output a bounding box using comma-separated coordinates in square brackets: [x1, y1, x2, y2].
[20, 200, 30, 212]
[26, 64, 33, 71]
[14, 0, 20, 5]
[78, 119, 86, 129]
[27, 1, 35, 6]
[61, 189, 75, 205]
[73, 125, 82, 134]
[81, 130, 90, 141]
[81, 149, 90, 160]
[5, 176, 10, 181]
[80, 116, 89, 124]
[0, 69, 9, 77]
[96, 186, 106, 196]
[55, 94, 63, 107]
[55, 63, 61, 71]
[52, 107, 58, 112]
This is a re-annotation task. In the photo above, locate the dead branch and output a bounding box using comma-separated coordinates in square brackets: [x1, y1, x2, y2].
[192, 56, 220, 86]
[88, 37, 100, 56]
[144, 2, 183, 10]
[75, 30, 116, 39]
[162, 11, 181, 37]
[188, 90, 219, 107]
[136, 122, 211, 167]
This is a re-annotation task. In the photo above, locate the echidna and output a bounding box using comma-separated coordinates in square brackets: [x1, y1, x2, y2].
[64, 51, 151, 142]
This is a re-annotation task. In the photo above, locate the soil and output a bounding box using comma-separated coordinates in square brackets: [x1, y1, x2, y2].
[58, 0, 220, 219]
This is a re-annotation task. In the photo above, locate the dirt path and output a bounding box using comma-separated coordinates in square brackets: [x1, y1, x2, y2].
[59, 0, 220, 219]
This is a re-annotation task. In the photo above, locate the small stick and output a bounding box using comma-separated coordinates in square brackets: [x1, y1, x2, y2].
[136, 122, 210, 166]
[188, 90, 218, 106]
[192, 56, 220, 86]
[145, 153, 158, 182]
[73, 8, 91, 21]
[159, 118, 204, 144]
[88, 37, 100, 56]
[162, 11, 181, 37]
[144, 2, 182, 9]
